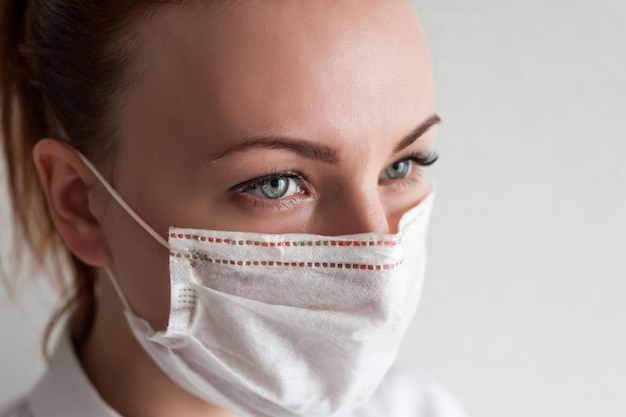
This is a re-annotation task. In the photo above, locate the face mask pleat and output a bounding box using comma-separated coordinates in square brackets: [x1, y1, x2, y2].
[80, 149, 435, 417]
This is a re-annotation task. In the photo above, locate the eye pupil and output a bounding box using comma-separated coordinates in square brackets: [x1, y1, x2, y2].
[385, 160, 411, 179]
[261, 177, 289, 199]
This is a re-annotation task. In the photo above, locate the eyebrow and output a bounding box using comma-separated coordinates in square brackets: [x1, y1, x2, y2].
[211, 135, 341, 164]
[210, 114, 441, 164]
[393, 114, 441, 153]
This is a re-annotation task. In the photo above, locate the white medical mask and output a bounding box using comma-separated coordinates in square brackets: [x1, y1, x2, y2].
[80, 154, 434, 417]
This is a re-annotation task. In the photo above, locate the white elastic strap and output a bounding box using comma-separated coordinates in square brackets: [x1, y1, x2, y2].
[104, 266, 133, 313]
[78, 153, 169, 249]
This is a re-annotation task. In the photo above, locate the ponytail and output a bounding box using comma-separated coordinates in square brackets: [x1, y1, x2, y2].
[1, 0, 57, 268]
[0, 0, 135, 354]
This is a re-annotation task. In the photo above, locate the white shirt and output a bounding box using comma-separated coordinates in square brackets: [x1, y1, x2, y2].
[1, 335, 467, 417]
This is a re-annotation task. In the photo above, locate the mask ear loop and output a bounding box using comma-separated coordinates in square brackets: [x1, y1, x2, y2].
[77, 153, 169, 249]
[77, 152, 170, 313]
[104, 266, 133, 313]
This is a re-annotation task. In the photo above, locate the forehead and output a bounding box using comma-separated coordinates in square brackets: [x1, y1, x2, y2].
[121, 0, 434, 155]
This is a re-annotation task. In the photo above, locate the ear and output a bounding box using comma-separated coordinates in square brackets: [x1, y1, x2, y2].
[33, 139, 112, 267]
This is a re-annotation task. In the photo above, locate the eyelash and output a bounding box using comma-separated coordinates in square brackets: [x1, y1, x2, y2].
[235, 170, 306, 194]
[231, 150, 439, 209]
[230, 169, 308, 211]
[380, 150, 438, 189]
[405, 150, 439, 167]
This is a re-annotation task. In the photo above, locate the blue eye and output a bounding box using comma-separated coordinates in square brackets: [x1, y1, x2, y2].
[384, 159, 412, 180]
[380, 151, 439, 181]
[259, 177, 293, 199]
[237, 171, 304, 200]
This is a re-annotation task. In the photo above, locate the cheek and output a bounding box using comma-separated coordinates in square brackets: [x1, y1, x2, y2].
[101, 198, 172, 330]
[382, 183, 430, 232]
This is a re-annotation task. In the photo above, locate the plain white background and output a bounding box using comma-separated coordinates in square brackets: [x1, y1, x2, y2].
[1, 1, 625, 416]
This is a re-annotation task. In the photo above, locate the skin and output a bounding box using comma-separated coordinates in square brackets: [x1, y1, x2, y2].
[33, 1, 437, 416]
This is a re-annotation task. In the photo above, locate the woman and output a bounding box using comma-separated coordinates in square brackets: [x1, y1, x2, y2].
[1, 1, 466, 416]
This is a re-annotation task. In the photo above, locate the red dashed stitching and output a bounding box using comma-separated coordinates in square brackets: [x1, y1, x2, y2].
[169, 233, 401, 247]
[171, 252, 404, 270]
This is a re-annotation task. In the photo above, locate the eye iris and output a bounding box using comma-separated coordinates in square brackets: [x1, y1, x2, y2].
[386, 160, 411, 179]
[261, 177, 289, 199]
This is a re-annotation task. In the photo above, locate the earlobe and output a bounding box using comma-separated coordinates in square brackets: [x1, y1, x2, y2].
[33, 139, 112, 267]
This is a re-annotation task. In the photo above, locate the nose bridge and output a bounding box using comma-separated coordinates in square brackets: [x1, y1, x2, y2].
[334, 185, 390, 235]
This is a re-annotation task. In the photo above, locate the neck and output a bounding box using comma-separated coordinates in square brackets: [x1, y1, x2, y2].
[77, 274, 238, 417]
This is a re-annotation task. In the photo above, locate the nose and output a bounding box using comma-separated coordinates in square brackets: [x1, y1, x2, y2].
[322, 189, 392, 236]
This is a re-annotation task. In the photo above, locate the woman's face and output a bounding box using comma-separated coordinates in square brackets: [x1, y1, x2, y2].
[97, 0, 438, 328]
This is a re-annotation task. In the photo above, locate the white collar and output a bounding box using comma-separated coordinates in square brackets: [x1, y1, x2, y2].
[28, 332, 122, 417]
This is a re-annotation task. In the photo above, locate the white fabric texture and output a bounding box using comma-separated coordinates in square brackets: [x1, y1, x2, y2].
[0, 332, 468, 417]
[121, 192, 435, 417]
